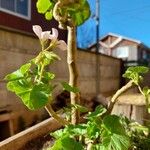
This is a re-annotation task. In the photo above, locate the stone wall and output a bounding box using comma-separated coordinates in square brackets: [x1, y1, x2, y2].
[0, 29, 122, 137]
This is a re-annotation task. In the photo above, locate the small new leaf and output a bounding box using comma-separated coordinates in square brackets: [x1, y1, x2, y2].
[123, 66, 149, 84]
[4, 63, 31, 81]
[45, 11, 53, 20]
[43, 51, 61, 63]
[87, 105, 107, 119]
[50, 136, 84, 150]
[61, 82, 80, 93]
[36, 0, 52, 14]
[72, 104, 88, 113]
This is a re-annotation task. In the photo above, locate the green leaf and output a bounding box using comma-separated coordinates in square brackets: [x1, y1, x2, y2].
[5, 63, 31, 81]
[87, 105, 107, 119]
[67, 0, 91, 26]
[36, 0, 52, 14]
[29, 84, 52, 109]
[45, 11, 53, 20]
[127, 66, 149, 74]
[61, 82, 80, 93]
[20, 63, 31, 74]
[51, 129, 66, 139]
[143, 87, 150, 97]
[101, 133, 130, 150]
[7, 80, 52, 110]
[5, 70, 23, 81]
[123, 66, 149, 84]
[50, 136, 84, 150]
[72, 104, 88, 113]
[43, 72, 55, 83]
[43, 51, 61, 64]
[101, 115, 130, 150]
[7, 79, 31, 94]
[103, 115, 126, 135]
[66, 124, 87, 136]
[87, 121, 100, 139]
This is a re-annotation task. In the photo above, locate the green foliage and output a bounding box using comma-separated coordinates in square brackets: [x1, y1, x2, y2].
[123, 66, 149, 85]
[72, 104, 88, 113]
[61, 81, 80, 93]
[50, 136, 84, 150]
[36, 0, 54, 21]
[101, 115, 130, 150]
[5, 50, 60, 110]
[123, 66, 150, 113]
[50, 107, 131, 150]
[122, 117, 150, 150]
[36, 0, 91, 26]
[86, 105, 107, 119]
[66, 0, 91, 26]
[50, 109, 150, 149]
[45, 11, 53, 20]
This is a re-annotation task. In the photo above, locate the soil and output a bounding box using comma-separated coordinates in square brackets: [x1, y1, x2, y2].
[19, 134, 54, 150]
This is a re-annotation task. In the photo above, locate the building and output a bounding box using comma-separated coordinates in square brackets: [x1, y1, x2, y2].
[0, 0, 67, 38]
[90, 33, 150, 65]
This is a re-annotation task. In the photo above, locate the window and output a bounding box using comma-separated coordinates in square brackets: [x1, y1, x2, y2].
[0, 0, 31, 20]
[113, 46, 129, 58]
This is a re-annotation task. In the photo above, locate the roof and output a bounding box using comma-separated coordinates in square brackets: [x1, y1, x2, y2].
[88, 32, 143, 49]
[101, 32, 141, 44]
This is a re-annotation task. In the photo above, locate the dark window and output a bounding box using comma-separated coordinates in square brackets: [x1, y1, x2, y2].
[1, 0, 15, 11]
[0, 0, 30, 19]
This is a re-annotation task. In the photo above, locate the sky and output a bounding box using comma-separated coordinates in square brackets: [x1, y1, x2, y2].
[77, 0, 150, 48]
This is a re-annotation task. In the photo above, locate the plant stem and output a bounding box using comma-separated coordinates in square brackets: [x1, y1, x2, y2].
[87, 142, 93, 150]
[53, 1, 80, 125]
[38, 64, 44, 83]
[45, 104, 69, 126]
[104, 80, 133, 116]
[67, 25, 80, 125]
[138, 85, 149, 112]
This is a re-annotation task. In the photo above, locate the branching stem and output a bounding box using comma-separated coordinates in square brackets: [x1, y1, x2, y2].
[104, 80, 134, 116]
[67, 25, 80, 125]
[45, 104, 69, 126]
[53, 1, 80, 125]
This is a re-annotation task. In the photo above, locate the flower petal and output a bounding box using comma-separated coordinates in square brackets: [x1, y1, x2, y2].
[57, 40, 67, 51]
[41, 31, 51, 41]
[49, 28, 58, 40]
[32, 25, 42, 39]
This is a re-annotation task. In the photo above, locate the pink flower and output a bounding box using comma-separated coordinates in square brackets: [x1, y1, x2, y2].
[33, 25, 67, 51]
[32, 25, 51, 42]
[49, 28, 67, 51]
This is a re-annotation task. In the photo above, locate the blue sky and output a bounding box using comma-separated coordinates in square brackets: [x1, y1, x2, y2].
[77, 0, 150, 48]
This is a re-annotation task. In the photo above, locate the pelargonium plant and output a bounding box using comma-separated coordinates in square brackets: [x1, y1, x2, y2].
[4, 0, 150, 149]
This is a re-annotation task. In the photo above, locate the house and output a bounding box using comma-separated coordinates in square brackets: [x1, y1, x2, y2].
[89, 33, 150, 66]
[0, 0, 67, 140]
[0, 0, 67, 39]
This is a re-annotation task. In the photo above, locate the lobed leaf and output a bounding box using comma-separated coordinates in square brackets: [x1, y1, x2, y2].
[36, 0, 52, 14]
[123, 66, 149, 84]
[5, 63, 31, 81]
[86, 105, 107, 119]
[101, 133, 130, 150]
[103, 115, 126, 135]
[50, 136, 84, 150]
[67, 0, 91, 26]
[61, 82, 80, 93]
[45, 11, 53, 20]
[72, 104, 88, 113]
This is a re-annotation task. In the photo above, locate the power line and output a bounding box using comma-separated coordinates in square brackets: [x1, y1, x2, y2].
[102, 4, 150, 16]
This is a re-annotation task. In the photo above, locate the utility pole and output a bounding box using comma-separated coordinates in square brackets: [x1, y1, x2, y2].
[96, 0, 100, 95]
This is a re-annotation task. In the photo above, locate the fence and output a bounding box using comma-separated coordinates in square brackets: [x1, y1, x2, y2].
[0, 28, 122, 139]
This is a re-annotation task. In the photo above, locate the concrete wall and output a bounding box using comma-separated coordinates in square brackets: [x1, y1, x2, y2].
[48, 49, 122, 99]
[0, 29, 122, 136]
